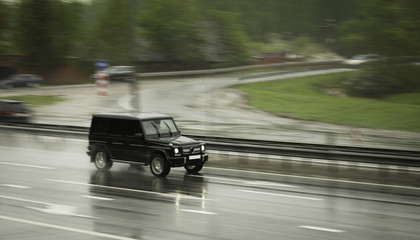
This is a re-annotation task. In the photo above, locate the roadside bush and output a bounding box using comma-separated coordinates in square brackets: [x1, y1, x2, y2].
[344, 61, 420, 98]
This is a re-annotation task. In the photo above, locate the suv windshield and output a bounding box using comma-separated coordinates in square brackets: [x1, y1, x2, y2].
[142, 118, 179, 138]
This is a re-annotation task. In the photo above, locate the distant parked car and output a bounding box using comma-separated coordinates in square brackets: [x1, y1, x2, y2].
[0, 99, 33, 123]
[342, 54, 379, 66]
[91, 66, 135, 83]
[107, 66, 135, 82]
[0, 74, 43, 89]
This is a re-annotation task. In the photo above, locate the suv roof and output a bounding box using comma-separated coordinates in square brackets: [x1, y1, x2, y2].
[93, 112, 170, 121]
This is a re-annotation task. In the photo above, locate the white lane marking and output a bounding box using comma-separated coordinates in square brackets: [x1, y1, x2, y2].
[238, 189, 323, 201]
[244, 180, 295, 188]
[0, 195, 50, 205]
[26, 204, 98, 219]
[2, 184, 30, 189]
[189, 175, 297, 188]
[299, 225, 345, 233]
[0, 146, 82, 159]
[0, 162, 54, 170]
[82, 195, 114, 201]
[0, 215, 138, 240]
[0, 146, 62, 154]
[46, 179, 210, 201]
[0, 195, 98, 219]
[180, 209, 218, 215]
[207, 167, 420, 191]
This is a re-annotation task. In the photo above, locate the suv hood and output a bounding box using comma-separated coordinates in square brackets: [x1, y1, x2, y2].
[148, 135, 200, 145]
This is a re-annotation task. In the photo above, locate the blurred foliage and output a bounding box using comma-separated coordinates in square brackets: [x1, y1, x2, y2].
[15, 0, 82, 70]
[339, 0, 420, 57]
[138, 0, 205, 66]
[205, 10, 250, 67]
[339, 0, 420, 98]
[0, 1, 16, 54]
[0, 0, 419, 76]
[198, 0, 359, 42]
[90, 0, 133, 65]
[344, 62, 420, 98]
[289, 36, 328, 57]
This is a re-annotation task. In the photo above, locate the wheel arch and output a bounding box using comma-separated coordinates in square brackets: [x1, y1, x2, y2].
[147, 150, 168, 165]
[90, 143, 111, 162]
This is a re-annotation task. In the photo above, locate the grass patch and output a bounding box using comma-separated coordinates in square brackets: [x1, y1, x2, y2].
[0, 95, 66, 107]
[236, 72, 420, 132]
[385, 92, 420, 105]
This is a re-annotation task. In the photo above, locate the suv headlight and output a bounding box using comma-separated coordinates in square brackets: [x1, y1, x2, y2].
[200, 145, 206, 153]
[174, 147, 181, 156]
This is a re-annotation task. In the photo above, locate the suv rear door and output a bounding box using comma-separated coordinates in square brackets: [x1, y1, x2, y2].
[108, 119, 126, 159]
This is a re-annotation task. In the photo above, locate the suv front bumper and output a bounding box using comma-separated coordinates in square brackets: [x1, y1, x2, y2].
[168, 154, 208, 167]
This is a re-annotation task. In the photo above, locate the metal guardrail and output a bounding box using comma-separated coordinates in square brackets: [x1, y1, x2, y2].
[0, 123, 419, 167]
[135, 60, 343, 78]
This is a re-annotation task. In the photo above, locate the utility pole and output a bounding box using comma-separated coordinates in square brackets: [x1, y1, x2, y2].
[128, 0, 140, 113]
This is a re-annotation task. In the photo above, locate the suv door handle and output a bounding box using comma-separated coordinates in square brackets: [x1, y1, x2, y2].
[111, 142, 123, 145]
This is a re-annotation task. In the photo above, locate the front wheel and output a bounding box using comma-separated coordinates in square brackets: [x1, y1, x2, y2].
[93, 149, 113, 171]
[184, 162, 203, 174]
[150, 155, 170, 177]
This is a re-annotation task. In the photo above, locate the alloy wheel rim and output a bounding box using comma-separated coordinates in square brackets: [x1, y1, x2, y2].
[96, 152, 106, 168]
[152, 157, 163, 174]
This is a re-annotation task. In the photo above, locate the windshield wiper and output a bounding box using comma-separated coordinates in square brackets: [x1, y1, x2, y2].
[151, 122, 161, 137]
[163, 122, 173, 137]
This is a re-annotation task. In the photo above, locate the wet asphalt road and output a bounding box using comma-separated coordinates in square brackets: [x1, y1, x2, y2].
[1, 132, 420, 240]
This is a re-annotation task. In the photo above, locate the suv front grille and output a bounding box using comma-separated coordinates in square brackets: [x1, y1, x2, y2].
[182, 146, 200, 155]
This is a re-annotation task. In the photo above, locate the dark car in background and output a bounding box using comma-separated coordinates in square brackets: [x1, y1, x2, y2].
[0, 99, 33, 123]
[0, 74, 43, 89]
[107, 66, 135, 82]
[91, 66, 135, 83]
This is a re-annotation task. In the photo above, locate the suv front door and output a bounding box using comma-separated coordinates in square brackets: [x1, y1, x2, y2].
[124, 120, 147, 162]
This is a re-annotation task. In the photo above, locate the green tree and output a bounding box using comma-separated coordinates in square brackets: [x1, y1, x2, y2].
[0, 0, 15, 54]
[88, 0, 135, 65]
[139, 0, 204, 66]
[207, 10, 250, 66]
[15, 0, 82, 69]
[339, 0, 420, 57]
[339, 0, 420, 98]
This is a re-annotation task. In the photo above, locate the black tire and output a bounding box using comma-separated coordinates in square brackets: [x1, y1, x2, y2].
[93, 148, 113, 171]
[150, 154, 170, 177]
[184, 162, 204, 174]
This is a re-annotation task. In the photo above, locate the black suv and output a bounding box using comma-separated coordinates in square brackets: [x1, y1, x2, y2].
[87, 113, 208, 177]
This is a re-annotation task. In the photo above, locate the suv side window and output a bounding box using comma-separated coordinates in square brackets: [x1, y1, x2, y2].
[109, 119, 125, 136]
[142, 120, 158, 136]
[91, 117, 107, 135]
[125, 120, 142, 137]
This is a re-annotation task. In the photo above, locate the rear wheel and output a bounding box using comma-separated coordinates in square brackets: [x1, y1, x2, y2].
[150, 154, 170, 177]
[93, 149, 113, 171]
[184, 162, 203, 174]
